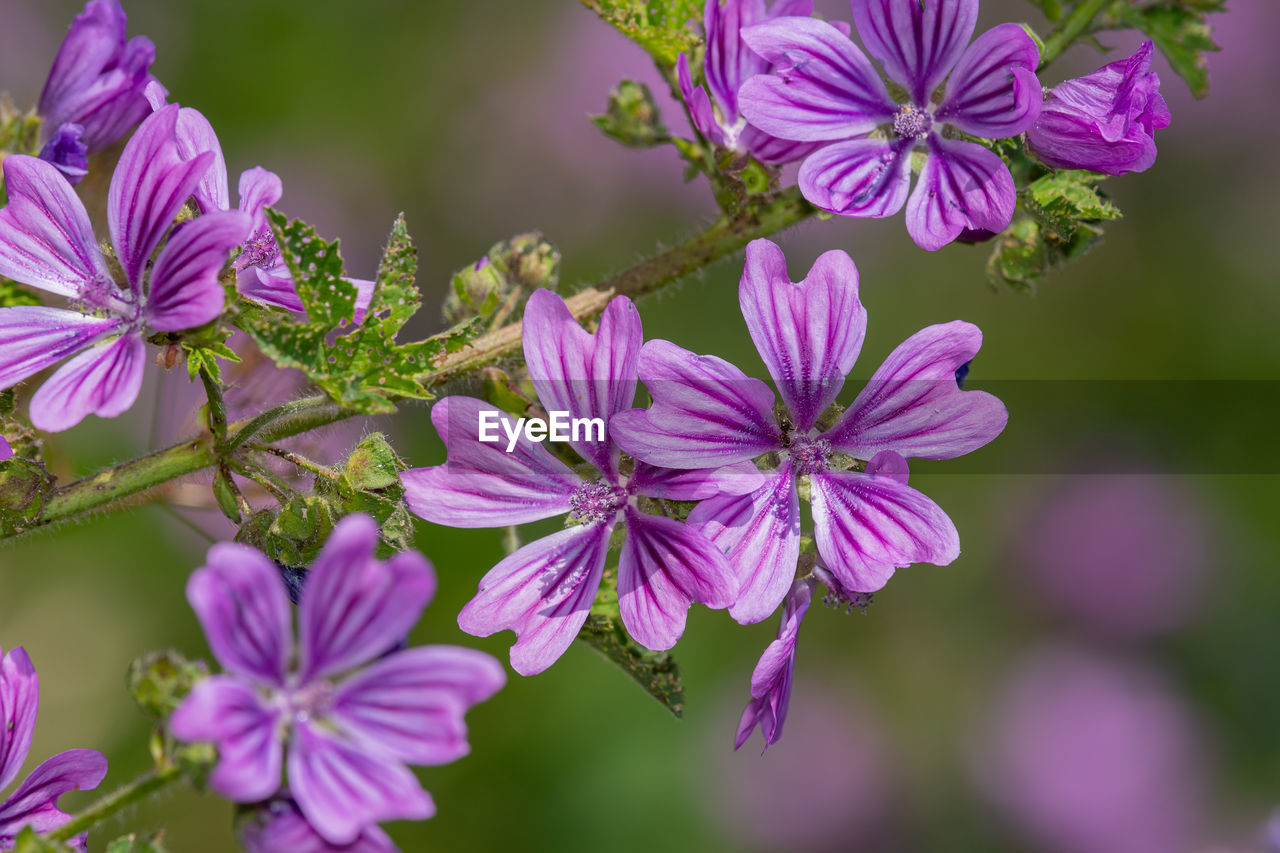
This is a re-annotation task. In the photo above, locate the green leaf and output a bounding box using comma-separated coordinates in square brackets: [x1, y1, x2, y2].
[1120, 2, 1223, 98]
[576, 571, 685, 717]
[1023, 169, 1121, 242]
[579, 0, 701, 66]
[238, 214, 482, 413]
[592, 80, 670, 148]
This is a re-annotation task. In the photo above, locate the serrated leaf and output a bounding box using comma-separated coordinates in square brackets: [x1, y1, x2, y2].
[576, 571, 684, 717]
[1120, 2, 1223, 98]
[580, 0, 701, 66]
[1023, 170, 1121, 242]
[238, 215, 482, 413]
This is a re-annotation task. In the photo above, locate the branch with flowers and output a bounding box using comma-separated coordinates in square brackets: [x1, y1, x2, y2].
[0, 0, 1223, 850]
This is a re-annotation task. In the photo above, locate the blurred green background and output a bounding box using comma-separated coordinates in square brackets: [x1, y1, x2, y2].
[1, 1, 1278, 851]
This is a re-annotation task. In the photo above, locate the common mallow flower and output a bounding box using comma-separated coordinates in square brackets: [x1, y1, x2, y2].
[677, 0, 820, 165]
[1027, 41, 1170, 176]
[737, 0, 1041, 250]
[0, 646, 109, 851]
[612, 238, 1007, 623]
[402, 289, 752, 676]
[36, 0, 158, 181]
[169, 514, 506, 845]
[141, 84, 374, 320]
[240, 793, 399, 853]
[0, 105, 248, 432]
[0, 437, 11, 462]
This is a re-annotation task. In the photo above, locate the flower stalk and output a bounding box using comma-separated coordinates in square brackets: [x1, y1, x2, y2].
[1038, 0, 1113, 69]
[45, 763, 183, 844]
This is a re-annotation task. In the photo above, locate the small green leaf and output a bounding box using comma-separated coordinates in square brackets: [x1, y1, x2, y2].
[576, 571, 685, 717]
[592, 80, 670, 148]
[579, 0, 701, 66]
[1023, 169, 1121, 242]
[106, 835, 169, 853]
[1120, 2, 1223, 98]
[239, 215, 483, 413]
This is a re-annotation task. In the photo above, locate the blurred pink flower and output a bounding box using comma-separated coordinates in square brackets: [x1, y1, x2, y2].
[974, 646, 1207, 853]
[1012, 474, 1211, 641]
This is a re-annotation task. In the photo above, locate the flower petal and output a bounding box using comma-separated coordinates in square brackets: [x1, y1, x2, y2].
[678, 53, 728, 148]
[810, 469, 959, 592]
[617, 509, 738, 651]
[0, 749, 107, 838]
[735, 578, 812, 752]
[739, 238, 865, 431]
[29, 333, 145, 432]
[628, 460, 765, 500]
[107, 104, 215, 288]
[0, 155, 111, 298]
[289, 722, 434, 846]
[186, 541, 293, 685]
[238, 167, 283, 230]
[851, 0, 977, 105]
[402, 396, 579, 528]
[37, 123, 89, 185]
[458, 524, 612, 676]
[823, 321, 1007, 460]
[146, 210, 248, 331]
[797, 137, 913, 218]
[904, 136, 1016, 251]
[0, 306, 120, 391]
[299, 515, 437, 682]
[173, 105, 230, 214]
[169, 676, 283, 803]
[522, 290, 640, 478]
[704, 0, 814, 117]
[738, 17, 895, 141]
[688, 467, 800, 624]
[240, 797, 401, 853]
[611, 339, 780, 469]
[938, 23, 1042, 138]
[0, 647, 38, 793]
[331, 646, 505, 766]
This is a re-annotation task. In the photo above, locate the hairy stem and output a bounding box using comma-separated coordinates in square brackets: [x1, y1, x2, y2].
[422, 187, 813, 383]
[46, 764, 182, 843]
[1038, 0, 1112, 69]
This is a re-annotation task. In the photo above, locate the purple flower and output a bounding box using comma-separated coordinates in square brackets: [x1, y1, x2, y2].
[402, 290, 753, 675]
[1027, 41, 1171, 176]
[0, 437, 11, 462]
[0, 646, 109, 851]
[677, 0, 820, 165]
[169, 514, 506, 845]
[0, 104, 248, 432]
[36, 123, 89, 185]
[735, 577, 812, 752]
[37, 0, 158, 161]
[240, 794, 399, 853]
[612, 238, 1007, 623]
[140, 84, 374, 321]
[736, 0, 1042, 250]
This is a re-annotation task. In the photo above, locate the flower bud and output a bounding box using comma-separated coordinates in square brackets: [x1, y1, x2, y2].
[1027, 41, 1170, 176]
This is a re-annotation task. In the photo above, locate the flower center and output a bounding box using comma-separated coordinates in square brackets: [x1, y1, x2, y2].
[892, 104, 932, 140]
[74, 272, 138, 321]
[282, 679, 333, 724]
[236, 227, 281, 271]
[787, 435, 832, 475]
[568, 480, 627, 525]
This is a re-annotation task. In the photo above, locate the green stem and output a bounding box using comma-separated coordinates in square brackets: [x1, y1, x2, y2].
[197, 364, 227, 442]
[422, 187, 813, 384]
[1038, 0, 1112, 69]
[20, 396, 355, 537]
[46, 764, 182, 843]
[11, 189, 813, 536]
